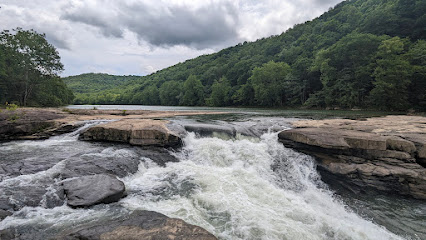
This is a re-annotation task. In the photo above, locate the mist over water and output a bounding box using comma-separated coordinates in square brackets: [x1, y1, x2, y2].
[0, 114, 423, 239]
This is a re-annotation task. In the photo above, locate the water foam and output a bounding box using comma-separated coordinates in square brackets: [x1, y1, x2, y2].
[121, 132, 403, 240]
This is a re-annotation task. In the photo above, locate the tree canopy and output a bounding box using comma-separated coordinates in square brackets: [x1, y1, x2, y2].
[64, 0, 426, 111]
[0, 28, 73, 106]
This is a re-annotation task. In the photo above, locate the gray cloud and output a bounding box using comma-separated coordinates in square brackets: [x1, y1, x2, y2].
[0, 4, 72, 50]
[61, 1, 240, 49]
[1, 0, 344, 76]
[61, 8, 123, 38]
[44, 33, 71, 50]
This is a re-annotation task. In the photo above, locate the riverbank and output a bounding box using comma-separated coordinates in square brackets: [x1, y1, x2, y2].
[279, 115, 426, 199]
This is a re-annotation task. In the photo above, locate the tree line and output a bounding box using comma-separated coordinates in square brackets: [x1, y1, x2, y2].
[4, 0, 424, 111]
[70, 0, 422, 111]
[0, 28, 73, 107]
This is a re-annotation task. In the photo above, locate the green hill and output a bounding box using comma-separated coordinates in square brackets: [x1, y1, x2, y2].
[63, 73, 140, 104]
[73, 0, 426, 111]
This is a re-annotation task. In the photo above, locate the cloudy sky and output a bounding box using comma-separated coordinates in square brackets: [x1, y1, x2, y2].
[1, 0, 342, 77]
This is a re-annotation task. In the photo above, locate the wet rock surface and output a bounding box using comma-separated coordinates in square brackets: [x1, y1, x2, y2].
[0, 209, 12, 221]
[0, 108, 65, 140]
[53, 210, 217, 240]
[184, 123, 237, 137]
[63, 174, 125, 208]
[279, 115, 426, 199]
[80, 119, 182, 147]
[0, 146, 178, 212]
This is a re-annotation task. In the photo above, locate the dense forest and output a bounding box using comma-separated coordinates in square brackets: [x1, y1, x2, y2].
[67, 0, 423, 111]
[0, 28, 74, 107]
[63, 73, 140, 104]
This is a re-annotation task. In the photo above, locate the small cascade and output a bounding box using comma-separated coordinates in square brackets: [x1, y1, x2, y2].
[121, 132, 403, 240]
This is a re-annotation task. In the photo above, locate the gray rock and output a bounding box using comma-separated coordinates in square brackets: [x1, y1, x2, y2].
[60, 147, 178, 179]
[53, 210, 217, 240]
[63, 174, 125, 208]
[0, 209, 12, 221]
[0, 182, 64, 211]
[279, 128, 426, 199]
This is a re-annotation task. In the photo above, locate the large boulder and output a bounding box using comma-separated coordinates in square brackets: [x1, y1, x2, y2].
[80, 119, 182, 147]
[54, 210, 217, 240]
[278, 120, 426, 200]
[62, 174, 125, 208]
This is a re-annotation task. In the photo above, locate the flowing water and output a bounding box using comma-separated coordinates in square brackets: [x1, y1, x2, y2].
[0, 107, 424, 240]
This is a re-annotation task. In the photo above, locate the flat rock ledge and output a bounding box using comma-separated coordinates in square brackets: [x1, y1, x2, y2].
[53, 210, 217, 240]
[0, 108, 79, 140]
[79, 119, 182, 147]
[278, 115, 426, 199]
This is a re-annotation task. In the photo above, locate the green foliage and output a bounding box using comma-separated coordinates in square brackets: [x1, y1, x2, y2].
[311, 33, 386, 108]
[132, 85, 160, 105]
[0, 28, 73, 106]
[7, 113, 20, 122]
[159, 81, 183, 106]
[370, 37, 412, 110]
[406, 40, 426, 111]
[249, 61, 291, 106]
[64, 0, 425, 111]
[63, 73, 140, 104]
[6, 103, 19, 111]
[181, 75, 204, 106]
[207, 77, 231, 106]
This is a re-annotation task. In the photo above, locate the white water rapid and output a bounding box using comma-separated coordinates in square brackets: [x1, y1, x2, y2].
[0, 119, 418, 239]
[121, 132, 403, 240]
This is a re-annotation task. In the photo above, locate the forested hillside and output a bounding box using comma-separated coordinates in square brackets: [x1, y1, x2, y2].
[63, 73, 140, 104]
[73, 0, 426, 111]
[0, 28, 74, 107]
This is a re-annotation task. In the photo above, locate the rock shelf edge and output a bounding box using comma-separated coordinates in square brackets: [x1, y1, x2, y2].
[278, 115, 426, 199]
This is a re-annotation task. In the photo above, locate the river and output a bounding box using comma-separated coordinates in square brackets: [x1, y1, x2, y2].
[0, 105, 424, 239]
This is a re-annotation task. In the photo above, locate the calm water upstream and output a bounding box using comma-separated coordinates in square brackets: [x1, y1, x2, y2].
[0, 105, 424, 239]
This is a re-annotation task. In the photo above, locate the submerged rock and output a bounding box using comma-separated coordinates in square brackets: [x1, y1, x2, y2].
[80, 119, 182, 147]
[63, 174, 125, 208]
[279, 117, 426, 200]
[0, 209, 12, 221]
[54, 210, 217, 240]
[184, 124, 237, 137]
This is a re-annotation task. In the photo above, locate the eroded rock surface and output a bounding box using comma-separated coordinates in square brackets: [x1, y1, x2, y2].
[54, 210, 217, 240]
[279, 115, 426, 199]
[63, 174, 125, 208]
[0, 108, 67, 140]
[80, 119, 182, 147]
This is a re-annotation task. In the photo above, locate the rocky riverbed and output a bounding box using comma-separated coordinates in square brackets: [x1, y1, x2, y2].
[1, 108, 425, 239]
[278, 115, 426, 199]
[0, 108, 224, 239]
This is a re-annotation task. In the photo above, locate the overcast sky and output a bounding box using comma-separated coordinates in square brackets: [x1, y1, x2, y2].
[1, 0, 342, 77]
